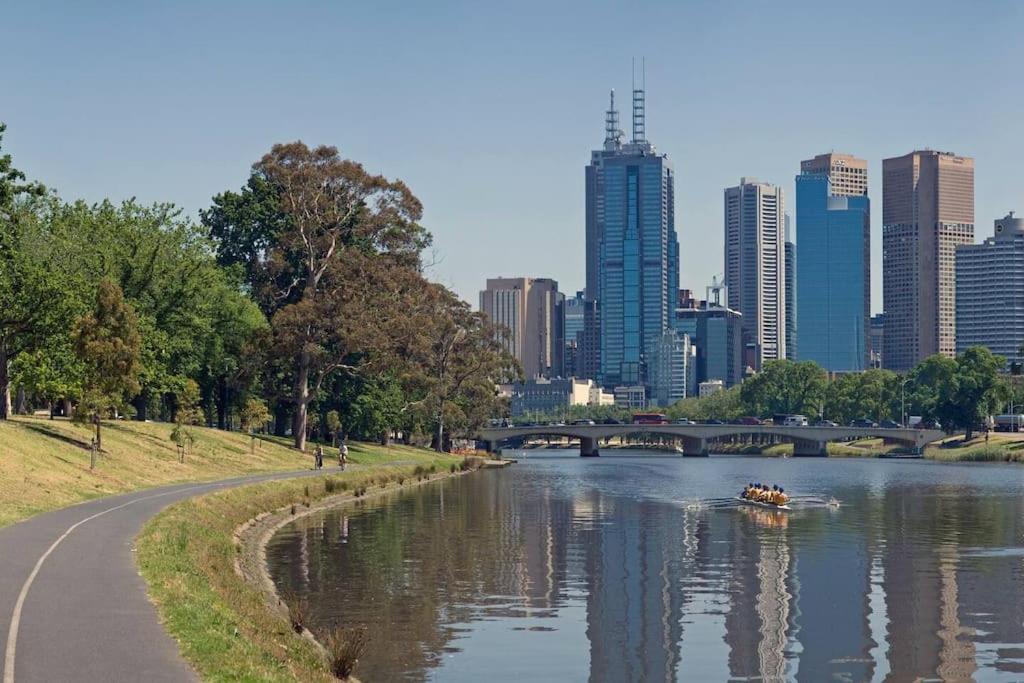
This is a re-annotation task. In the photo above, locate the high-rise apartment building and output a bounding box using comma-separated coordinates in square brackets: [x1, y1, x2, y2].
[796, 157, 870, 372]
[724, 178, 786, 369]
[955, 212, 1024, 367]
[479, 277, 564, 379]
[585, 87, 678, 390]
[784, 216, 797, 360]
[882, 151, 974, 371]
[648, 329, 694, 407]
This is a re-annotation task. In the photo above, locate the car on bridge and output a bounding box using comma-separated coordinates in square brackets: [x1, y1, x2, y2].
[879, 419, 902, 429]
[732, 416, 762, 426]
[674, 418, 695, 425]
[814, 419, 838, 427]
[572, 419, 596, 425]
[850, 418, 878, 428]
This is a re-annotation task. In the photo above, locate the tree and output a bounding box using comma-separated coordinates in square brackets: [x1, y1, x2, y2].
[325, 409, 342, 447]
[823, 369, 899, 424]
[71, 279, 142, 451]
[406, 285, 517, 451]
[212, 142, 430, 451]
[928, 348, 1008, 439]
[739, 360, 828, 418]
[0, 126, 54, 417]
[239, 397, 271, 453]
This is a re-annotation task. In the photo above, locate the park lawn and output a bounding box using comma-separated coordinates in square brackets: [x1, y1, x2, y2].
[136, 451, 466, 682]
[0, 415, 394, 528]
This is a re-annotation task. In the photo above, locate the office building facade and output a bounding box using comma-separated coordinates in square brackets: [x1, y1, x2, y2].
[955, 212, 1024, 367]
[784, 216, 797, 360]
[586, 88, 678, 391]
[724, 178, 786, 368]
[648, 329, 694, 407]
[673, 281, 744, 388]
[796, 167, 870, 372]
[479, 277, 564, 379]
[882, 150, 974, 371]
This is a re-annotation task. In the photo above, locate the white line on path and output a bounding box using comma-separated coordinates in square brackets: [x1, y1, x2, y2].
[2, 484, 207, 683]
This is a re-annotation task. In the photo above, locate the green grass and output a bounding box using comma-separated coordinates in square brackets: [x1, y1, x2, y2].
[0, 415, 318, 528]
[135, 449, 464, 682]
[925, 434, 1024, 462]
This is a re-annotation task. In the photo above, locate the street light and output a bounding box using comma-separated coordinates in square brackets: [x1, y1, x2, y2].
[901, 377, 913, 427]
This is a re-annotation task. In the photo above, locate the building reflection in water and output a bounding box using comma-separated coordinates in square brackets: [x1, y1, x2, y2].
[265, 463, 1024, 682]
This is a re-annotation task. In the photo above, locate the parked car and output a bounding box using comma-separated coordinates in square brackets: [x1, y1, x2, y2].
[814, 419, 838, 427]
[879, 419, 902, 429]
[572, 419, 596, 426]
[850, 418, 878, 428]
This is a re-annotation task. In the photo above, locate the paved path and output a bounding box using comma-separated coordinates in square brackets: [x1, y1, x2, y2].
[0, 468, 331, 683]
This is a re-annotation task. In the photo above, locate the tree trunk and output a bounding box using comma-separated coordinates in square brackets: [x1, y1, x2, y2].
[380, 430, 390, 447]
[0, 344, 11, 420]
[217, 376, 228, 430]
[274, 403, 289, 437]
[133, 390, 148, 422]
[434, 420, 445, 453]
[292, 352, 310, 451]
[63, 397, 73, 419]
[14, 386, 26, 415]
[93, 413, 102, 452]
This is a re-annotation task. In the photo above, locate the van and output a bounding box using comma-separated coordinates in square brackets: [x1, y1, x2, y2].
[782, 415, 808, 427]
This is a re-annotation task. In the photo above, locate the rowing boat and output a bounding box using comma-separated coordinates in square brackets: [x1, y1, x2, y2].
[736, 497, 791, 511]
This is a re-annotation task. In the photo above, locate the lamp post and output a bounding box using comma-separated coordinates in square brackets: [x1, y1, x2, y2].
[901, 377, 913, 427]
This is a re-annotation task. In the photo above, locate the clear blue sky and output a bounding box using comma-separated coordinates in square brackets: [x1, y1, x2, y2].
[4, 1, 1023, 312]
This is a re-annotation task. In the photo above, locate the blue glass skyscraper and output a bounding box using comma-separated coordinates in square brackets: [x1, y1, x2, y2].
[795, 172, 870, 371]
[585, 87, 678, 391]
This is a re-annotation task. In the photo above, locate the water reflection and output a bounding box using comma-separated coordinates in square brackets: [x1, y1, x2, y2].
[265, 453, 1024, 682]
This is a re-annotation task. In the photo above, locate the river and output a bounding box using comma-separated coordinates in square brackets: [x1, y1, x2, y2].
[266, 450, 1024, 682]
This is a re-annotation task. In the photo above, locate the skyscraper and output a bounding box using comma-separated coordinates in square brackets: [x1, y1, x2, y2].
[801, 152, 868, 198]
[882, 151, 974, 371]
[585, 85, 678, 391]
[479, 277, 563, 379]
[796, 154, 870, 372]
[724, 178, 786, 369]
[784, 216, 797, 360]
[955, 212, 1024, 368]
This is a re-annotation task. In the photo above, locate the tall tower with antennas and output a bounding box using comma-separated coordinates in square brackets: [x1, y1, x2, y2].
[584, 60, 678, 397]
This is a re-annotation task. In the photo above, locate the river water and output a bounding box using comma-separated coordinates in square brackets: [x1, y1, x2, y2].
[266, 451, 1024, 682]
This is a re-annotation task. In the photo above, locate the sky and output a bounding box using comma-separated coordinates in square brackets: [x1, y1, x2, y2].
[3, 1, 1023, 313]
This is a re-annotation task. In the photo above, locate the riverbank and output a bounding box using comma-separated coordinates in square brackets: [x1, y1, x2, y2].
[135, 450, 480, 682]
[0, 415, 314, 527]
[924, 433, 1024, 462]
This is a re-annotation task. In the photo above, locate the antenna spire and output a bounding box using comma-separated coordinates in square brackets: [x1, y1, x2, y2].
[632, 57, 646, 145]
[604, 89, 622, 150]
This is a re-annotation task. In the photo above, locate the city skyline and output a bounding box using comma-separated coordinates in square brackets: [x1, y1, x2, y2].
[3, 2, 1024, 312]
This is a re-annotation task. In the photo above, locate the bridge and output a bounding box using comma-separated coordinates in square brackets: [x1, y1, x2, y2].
[476, 423, 948, 457]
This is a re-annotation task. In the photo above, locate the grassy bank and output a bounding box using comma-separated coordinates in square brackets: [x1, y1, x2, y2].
[925, 433, 1024, 462]
[135, 448, 466, 682]
[0, 415, 325, 527]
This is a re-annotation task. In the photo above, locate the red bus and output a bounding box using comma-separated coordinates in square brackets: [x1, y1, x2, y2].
[632, 412, 668, 425]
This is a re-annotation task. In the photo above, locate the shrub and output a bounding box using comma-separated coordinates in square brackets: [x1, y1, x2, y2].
[322, 626, 368, 680]
[281, 591, 308, 634]
[325, 478, 337, 493]
[303, 485, 310, 498]
[290, 504, 296, 515]
[450, 463, 457, 473]
[398, 477, 405, 486]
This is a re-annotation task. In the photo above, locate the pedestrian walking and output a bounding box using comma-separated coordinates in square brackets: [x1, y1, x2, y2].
[314, 445, 324, 470]
[339, 441, 349, 471]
